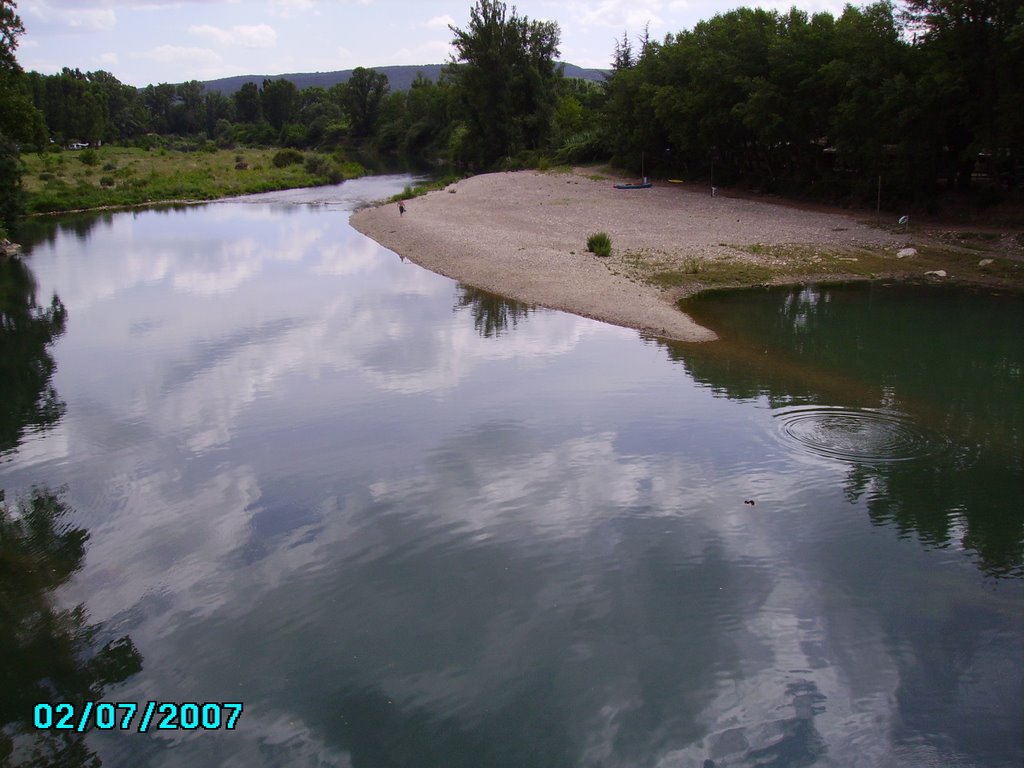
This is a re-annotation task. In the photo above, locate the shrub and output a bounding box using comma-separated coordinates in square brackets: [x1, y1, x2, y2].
[102, 161, 117, 171]
[99, 176, 115, 187]
[304, 153, 329, 176]
[272, 148, 304, 167]
[587, 232, 612, 257]
[79, 149, 98, 166]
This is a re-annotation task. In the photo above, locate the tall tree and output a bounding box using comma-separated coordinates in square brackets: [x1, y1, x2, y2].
[342, 67, 389, 138]
[233, 81, 262, 124]
[0, 0, 22, 71]
[902, 0, 1023, 189]
[0, 1, 44, 235]
[447, 0, 562, 167]
[260, 77, 297, 131]
[173, 79, 205, 134]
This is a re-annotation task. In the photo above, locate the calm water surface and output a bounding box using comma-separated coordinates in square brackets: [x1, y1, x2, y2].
[1, 176, 1021, 767]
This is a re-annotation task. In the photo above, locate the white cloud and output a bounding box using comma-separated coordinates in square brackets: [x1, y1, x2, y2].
[95, 51, 119, 67]
[23, 1, 117, 33]
[563, 0, 666, 30]
[189, 23, 278, 48]
[129, 44, 227, 80]
[136, 44, 222, 66]
[425, 14, 456, 29]
[270, 0, 316, 17]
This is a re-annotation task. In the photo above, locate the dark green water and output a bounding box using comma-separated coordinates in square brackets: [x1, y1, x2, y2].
[1, 176, 1021, 767]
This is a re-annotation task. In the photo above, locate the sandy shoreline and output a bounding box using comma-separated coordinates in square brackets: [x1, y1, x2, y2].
[350, 168, 1019, 342]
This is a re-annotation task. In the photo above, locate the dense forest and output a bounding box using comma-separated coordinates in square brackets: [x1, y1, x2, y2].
[2, 0, 1022, 235]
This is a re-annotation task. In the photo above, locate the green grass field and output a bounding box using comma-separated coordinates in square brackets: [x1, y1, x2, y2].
[22, 146, 366, 214]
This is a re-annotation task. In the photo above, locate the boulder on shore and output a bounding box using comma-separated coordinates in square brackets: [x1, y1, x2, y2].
[1, 239, 22, 258]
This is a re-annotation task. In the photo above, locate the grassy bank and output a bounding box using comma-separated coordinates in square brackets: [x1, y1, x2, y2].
[605, 237, 1024, 297]
[22, 146, 366, 214]
[387, 174, 463, 203]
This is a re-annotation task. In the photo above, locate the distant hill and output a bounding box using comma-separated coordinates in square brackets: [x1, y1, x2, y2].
[197, 63, 608, 95]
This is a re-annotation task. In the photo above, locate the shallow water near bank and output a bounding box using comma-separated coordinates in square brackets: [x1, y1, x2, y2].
[2, 177, 1021, 767]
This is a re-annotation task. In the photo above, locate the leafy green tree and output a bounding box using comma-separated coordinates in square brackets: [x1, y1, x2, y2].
[372, 90, 406, 152]
[89, 69, 145, 140]
[142, 82, 176, 134]
[233, 81, 262, 124]
[0, 0, 22, 72]
[599, 3, 971, 202]
[292, 86, 341, 147]
[25, 69, 145, 144]
[260, 77, 297, 131]
[402, 73, 451, 156]
[612, 30, 635, 71]
[0, 1, 44, 235]
[446, 0, 562, 167]
[342, 67, 389, 139]
[172, 79, 204, 134]
[0, 135, 22, 236]
[234, 80, 262, 123]
[203, 90, 234, 137]
[902, 0, 1023, 190]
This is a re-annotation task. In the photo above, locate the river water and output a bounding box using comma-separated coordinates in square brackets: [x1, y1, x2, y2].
[1, 175, 1021, 767]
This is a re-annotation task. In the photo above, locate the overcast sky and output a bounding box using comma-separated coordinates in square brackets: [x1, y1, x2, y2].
[19, 0, 850, 87]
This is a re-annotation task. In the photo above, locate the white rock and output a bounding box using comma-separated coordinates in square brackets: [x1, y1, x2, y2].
[924, 270, 947, 278]
[896, 247, 917, 258]
[978, 258, 994, 267]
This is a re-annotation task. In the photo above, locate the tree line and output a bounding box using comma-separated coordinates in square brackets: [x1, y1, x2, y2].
[2, 0, 1022, 236]
[21, 66, 434, 154]
[600, 0, 1023, 208]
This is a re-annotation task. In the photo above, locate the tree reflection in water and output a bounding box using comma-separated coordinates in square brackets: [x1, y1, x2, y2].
[1, 255, 141, 765]
[0, 487, 143, 767]
[668, 283, 1024, 578]
[0, 256, 67, 456]
[454, 285, 533, 339]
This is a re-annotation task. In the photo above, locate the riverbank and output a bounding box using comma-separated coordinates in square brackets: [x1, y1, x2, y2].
[351, 167, 1024, 342]
[22, 146, 365, 215]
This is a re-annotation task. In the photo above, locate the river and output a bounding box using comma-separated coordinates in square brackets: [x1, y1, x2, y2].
[1, 174, 1021, 767]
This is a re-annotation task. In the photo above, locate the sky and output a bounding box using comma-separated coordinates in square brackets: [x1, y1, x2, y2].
[17, 0, 851, 87]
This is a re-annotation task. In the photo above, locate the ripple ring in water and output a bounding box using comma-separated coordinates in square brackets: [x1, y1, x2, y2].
[773, 406, 944, 464]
